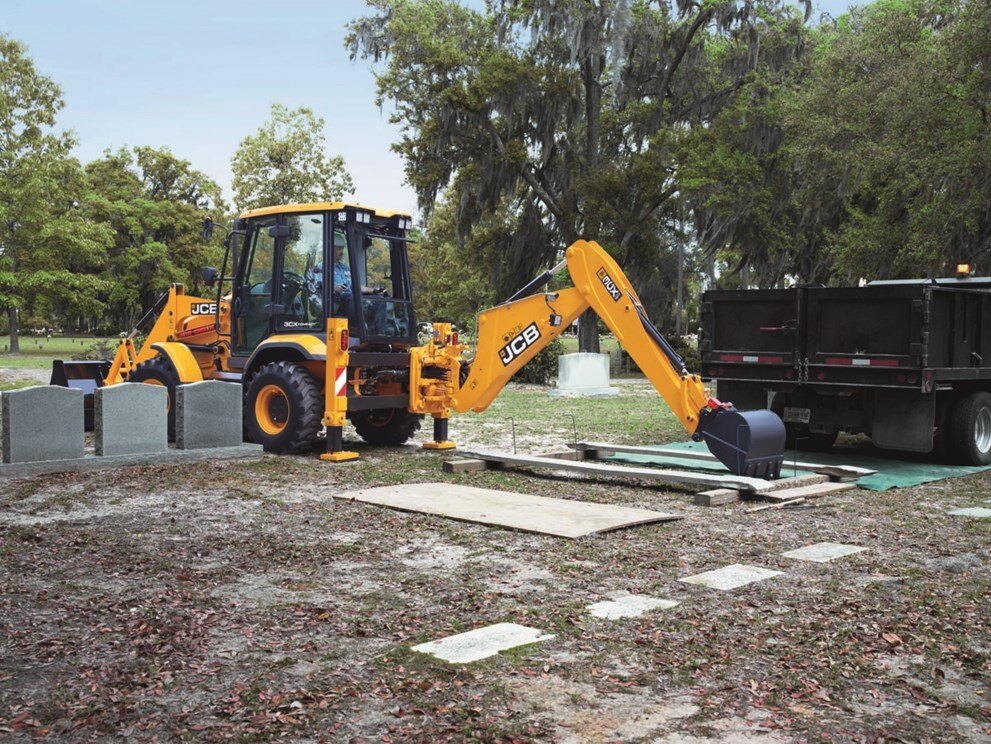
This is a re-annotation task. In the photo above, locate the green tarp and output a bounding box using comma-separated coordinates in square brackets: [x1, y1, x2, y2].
[605, 440, 991, 491]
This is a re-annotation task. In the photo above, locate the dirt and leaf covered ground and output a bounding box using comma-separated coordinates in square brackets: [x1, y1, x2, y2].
[1, 380, 990, 741]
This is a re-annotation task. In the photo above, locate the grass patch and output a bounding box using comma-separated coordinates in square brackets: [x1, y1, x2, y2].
[0, 336, 115, 370]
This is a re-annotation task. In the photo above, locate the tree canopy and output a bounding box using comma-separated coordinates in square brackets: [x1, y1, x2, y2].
[231, 103, 356, 211]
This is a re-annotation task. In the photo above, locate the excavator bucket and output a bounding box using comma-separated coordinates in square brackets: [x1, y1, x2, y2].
[697, 407, 786, 479]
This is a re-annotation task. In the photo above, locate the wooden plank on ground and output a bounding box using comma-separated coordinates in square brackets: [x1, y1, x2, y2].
[694, 489, 740, 507]
[443, 458, 490, 474]
[336, 483, 681, 539]
[572, 441, 876, 480]
[465, 449, 775, 491]
[758, 481, 857, 503]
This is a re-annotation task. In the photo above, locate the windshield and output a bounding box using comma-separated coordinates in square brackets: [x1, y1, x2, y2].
[355, 225, 414, 339]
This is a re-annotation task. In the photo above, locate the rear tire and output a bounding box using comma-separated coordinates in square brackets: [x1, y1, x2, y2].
[944, 392, 991, 465]
[351, 408, 423, 446]
[128, 356, 180, 440]
[245, 362, 323, 453]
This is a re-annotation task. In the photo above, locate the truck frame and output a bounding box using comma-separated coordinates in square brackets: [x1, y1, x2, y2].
[700, 276, 991, 465]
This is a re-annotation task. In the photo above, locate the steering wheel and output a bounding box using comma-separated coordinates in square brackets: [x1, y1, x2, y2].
[281, 271, 307, 319]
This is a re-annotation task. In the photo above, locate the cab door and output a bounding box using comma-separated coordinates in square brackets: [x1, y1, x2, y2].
[233, 216, 279, 354]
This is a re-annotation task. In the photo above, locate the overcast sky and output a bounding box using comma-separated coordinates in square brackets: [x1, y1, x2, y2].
[4, 0, 855, 220]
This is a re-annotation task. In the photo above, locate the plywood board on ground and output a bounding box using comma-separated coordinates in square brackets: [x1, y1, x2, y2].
[335, 482, 681, 539]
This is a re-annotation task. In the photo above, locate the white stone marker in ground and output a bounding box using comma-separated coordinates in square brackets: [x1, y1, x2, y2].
[549, 352, 619, 397]
[782, 542, 867, 563]
[948, 507, 991, 519]
[412, 623, 555, 664]
[587, 591, 679, 620]
[678, 564, 783, 591]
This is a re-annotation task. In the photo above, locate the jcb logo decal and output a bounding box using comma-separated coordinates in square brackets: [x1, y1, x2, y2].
[190, 303, 217, 315]
[499, 323, 541, 366]
[596, 268, 622, 302]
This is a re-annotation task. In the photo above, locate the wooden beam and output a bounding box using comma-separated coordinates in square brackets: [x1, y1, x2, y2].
[694, 489, 740, 507]
[464, 449, 776, 491]
[757, 481, 856, 503]
[442, 458, 490, 474]
[571, 442, 875, 480]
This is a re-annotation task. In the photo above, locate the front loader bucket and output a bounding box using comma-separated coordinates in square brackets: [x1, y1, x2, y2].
[51, 359, 111, 431]
[697, 407, 786, 479]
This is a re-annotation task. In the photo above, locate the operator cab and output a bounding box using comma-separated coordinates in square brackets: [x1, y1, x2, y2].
[229, 203, 416, 358]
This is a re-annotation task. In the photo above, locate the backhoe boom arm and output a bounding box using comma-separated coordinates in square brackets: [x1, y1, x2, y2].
[451, 240, 785, 478]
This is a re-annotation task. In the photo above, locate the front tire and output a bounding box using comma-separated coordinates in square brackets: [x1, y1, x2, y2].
[245, 362, 323, 453]
[128, 356, 180, 440]
[351, 408, 423, 446]
[944, 392, 991, 465]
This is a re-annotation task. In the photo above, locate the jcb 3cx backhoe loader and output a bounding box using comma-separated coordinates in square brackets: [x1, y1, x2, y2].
[53, 202, 786, 478]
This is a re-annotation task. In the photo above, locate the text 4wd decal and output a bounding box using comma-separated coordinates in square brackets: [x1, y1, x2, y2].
[596, 267, 622, 301]
[499, 322, 541, 366]
[190, 302, 218, 315]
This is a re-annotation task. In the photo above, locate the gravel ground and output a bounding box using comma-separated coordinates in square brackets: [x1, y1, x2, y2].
[1, 384, 989, 741]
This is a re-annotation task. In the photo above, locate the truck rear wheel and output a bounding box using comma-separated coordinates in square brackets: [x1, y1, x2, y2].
[128, 356, 180, 440]
[351, 408, 423, 446]
[245, 362, 322, 454]
[944, 392, 991, 465]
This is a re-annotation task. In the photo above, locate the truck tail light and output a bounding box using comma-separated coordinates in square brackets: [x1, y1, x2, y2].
[451, 332, 459, 345]
[340, 329, 349, 351]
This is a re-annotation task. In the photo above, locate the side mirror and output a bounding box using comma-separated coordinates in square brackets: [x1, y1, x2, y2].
[202, 218, 214, 241]
[202, 266, 219, 288]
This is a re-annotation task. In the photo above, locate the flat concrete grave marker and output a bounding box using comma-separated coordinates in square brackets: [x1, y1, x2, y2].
[587, 592, 679, 620]
[1, 386, 84, 464]
[782, 542, 867, 563]
[176, 381, 242, 449]
[412, 622, 555, 664]
[679, 564, 783, 591]
[335, 483, 681, 539]
[948, 507, 991, 519]
[95, 383, 168, 456]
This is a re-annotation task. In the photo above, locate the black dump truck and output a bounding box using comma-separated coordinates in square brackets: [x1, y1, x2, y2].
[700, 276, 991, 465]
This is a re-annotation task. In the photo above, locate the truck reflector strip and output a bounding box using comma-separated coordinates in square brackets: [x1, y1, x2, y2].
[718, 354, 784, 364]
[823, 357, 900, 367]
[335, 367, 347, 396]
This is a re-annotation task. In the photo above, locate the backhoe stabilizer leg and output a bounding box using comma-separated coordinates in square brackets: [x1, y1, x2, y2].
[320, 425, 359, 462]
[423, 415, 457, 450]
[694, 406, 786, 479]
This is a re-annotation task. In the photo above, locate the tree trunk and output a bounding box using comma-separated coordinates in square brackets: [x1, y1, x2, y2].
[578, 309, 600, 354]
[7, 307, 19, 354]
[676, 239, 684, 337]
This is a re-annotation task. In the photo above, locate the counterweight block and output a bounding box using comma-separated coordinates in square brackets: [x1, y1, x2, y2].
[696, 407, 787, 479]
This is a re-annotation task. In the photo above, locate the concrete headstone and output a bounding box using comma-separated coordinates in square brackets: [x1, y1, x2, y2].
[587, 592, 679, 620]
[678, 564, 783, 591]
[1, 385, 84, 464]
[782, 542, 867, 563]
[948, 507, 991, 519]
[176, 381, 243, 450]
[550, 352, 619, 397]
[412, 623, 555, 664]
[95, 383, 168, 456]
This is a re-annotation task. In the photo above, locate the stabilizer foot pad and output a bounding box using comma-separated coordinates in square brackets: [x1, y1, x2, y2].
[423, 441, 457, 450]
[320, 451, 359, 462]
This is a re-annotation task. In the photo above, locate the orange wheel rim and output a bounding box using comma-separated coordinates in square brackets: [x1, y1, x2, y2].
[255, 384, 290, 436]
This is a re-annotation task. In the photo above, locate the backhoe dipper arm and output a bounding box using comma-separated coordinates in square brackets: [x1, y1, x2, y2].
[454, 240, 786, 478]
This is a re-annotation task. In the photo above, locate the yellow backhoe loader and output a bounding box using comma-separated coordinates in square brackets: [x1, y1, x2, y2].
[53, 202, 786, 478]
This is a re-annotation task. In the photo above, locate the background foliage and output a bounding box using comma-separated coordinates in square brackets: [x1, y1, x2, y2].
[2, 0, 989, 357]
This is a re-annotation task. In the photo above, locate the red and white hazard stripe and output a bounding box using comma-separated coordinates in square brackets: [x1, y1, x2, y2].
[335, 366, 347, 396]
[718, 354, 785, 364]
[823, 357, 900, 367]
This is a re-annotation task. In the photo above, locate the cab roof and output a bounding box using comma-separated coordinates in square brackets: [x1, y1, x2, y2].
[238, 202, 412, 220]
